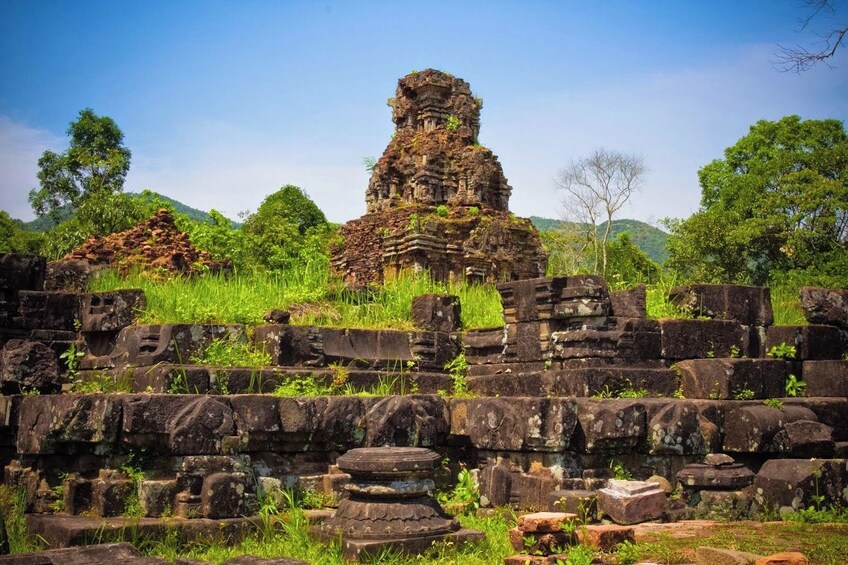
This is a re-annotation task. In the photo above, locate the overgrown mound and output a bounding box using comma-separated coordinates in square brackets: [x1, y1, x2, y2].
[64, 209, 231, 275]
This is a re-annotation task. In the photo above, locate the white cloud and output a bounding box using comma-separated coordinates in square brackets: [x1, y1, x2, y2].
[0, 117, 63, 221]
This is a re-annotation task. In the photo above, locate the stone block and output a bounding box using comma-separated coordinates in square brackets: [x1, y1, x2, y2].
[263, 309, 291, 324]
[79, 290, 145, 332]
[364, 395, 448, 448]
[597, 479, 666, 525]
[669, 284, 773, 326]
[616, 318, 662, 359]
[111, 324, 243, 368]
[463, 327, 506, 364]
[574, 399, 646, 454]
[458, 397, 578, 452]
[576, 524, 634, 550]
[478, 460, 513, 507]
[659, 319, 746, 360]
[772, 420, 834, 457]
[18, 291, 81, 330]
[723, 404, 818, 453]
[802, 360, 848, 397]
[93, 474, 135, 517]
[753, 458, 848, 510]
[610, 284, 646, 319]
[550, 328, 620, 360]
[546, 490, 598, 518]
[467, 373, 543, 397]
[504, 322, 544, 362]
[201, 472, 245, 519]
[17, 395, 121, 455]
[122, 395, 235, 455]
[677, 463, 754, 491]
[0, 339, 61, 395]
[783, 398, 848, 441]
[412, 294, 461, 332]
[648, 401, 710, 455]
[139, 479, 179, 518]
[230, 395, 282, 451]
[677, 358, 787, 400]
[409, 330, 459, 371]
[511, 472, 559, 510]
[765, 325, 845, 360]
[516, 511, 576, 533]
[0, 253, 45, 292]
[800, 286, 848, 328]
[542, 367, 677, 398]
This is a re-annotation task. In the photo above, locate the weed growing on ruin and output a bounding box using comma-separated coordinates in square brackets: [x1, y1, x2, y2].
[609, 458, 634, 480]
[444, 352, 471, 397]
[591, 380, 648, 399]
[560, 543, 595, 565]
[468, 206, 479, 216]
[764, 398, 784, 409]
[616, 539, 641, 564]
[446, 114, 461, 131]
[70, 370, 132, 394]
[767, 342, 797, 360]
[59, 342, 84, 378]
[121, 464, 145, 518]
[729, 344, 741, 358]
[435, 204, 449, 217]
[785, 373, 806, 397]
[192, 333, 271, 368]
[770, 284, 808, 325]
[436, 465, 480, 515]
[0, 485, 43, 554]
[732, 387, 755, 400]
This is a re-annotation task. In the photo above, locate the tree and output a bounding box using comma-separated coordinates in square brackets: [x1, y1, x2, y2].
[774, 0, 848, 72]
[666, 115, 848, 286]
[554, 148, 646, 275]
[241, 185, 330, 271]
[29, 108, 132, 221]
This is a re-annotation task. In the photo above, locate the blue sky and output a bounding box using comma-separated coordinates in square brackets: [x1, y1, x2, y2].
[1, 1, 846, 226]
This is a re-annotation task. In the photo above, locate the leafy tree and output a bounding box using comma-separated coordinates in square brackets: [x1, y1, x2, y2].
[29, 108, 131, 221]
[605, 232, 661, 288]
[0, 211, 42, 254]
[666, 115, 848, 285]
[554, 148, 646, 275]
[242, 185, 330, 271]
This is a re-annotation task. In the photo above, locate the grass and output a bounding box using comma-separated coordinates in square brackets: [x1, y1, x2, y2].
[89, 267, 503, 330]
[90, 266, 811, 331]
[145, 498, 515, 565]
[632, 521, 848, 565]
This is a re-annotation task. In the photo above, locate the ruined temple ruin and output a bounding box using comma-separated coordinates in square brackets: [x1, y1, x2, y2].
[331, 69, 547, 285]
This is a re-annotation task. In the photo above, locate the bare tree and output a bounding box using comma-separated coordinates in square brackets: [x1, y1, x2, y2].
[774, 0, 848, 72]
[554, 148, 645, 276]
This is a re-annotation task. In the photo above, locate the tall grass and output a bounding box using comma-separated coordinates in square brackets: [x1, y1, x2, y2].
[89, 267, 504, 330]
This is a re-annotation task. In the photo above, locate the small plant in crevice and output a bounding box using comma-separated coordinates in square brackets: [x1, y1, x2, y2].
[444, 352, 471, 397]
[767, 342, 797, 360]
[732, 387, 755, 400]
[609, 458, 634, 481]
[192, 333, 271, 368]
[60, 342, 85, 379]
[446, 115, 461, 131]
[436, 465, 480, 516]
[435, 204, 449, 217]
[785, 373, 806, 397]
[764, 398, 784, 409]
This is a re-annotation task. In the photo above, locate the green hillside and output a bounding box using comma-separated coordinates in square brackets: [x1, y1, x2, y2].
[529, 216, 669, 264]
[21, 192, 231, 231]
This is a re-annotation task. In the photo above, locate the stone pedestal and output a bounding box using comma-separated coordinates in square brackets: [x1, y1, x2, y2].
[318, 447, 483, 561]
